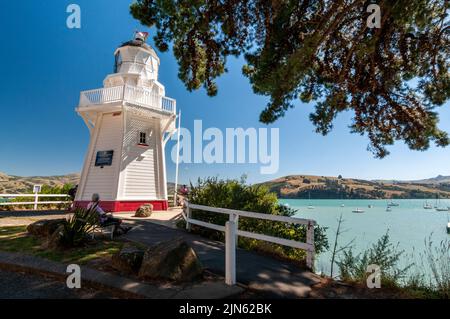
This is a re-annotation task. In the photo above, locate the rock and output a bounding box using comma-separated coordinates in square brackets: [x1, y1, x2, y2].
[27, 219, 66, 237]
[138, 238, 203, 282]
[134, 204, 153, 217]
[111, 244, 145, 275]
[44, 225, 64, 250]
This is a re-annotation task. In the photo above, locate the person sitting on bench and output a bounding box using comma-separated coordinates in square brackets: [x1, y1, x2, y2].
[87, 193, 131, 234]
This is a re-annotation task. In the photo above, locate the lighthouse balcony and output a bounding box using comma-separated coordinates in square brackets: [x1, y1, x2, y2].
[77, 84, 176, 115]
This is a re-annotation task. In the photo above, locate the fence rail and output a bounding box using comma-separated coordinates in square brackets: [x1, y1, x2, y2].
[0, 194, 71, 210]
[182, 200, 315, 286]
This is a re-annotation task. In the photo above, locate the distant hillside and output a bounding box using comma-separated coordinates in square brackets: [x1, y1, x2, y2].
[260, 175, 450, 199]
[406, 175, 450, 185]
[0, 172, 80, 193]
[2, 171, 450, 199]
[373, 175, 450, 185]
[0, 171, 177, 195]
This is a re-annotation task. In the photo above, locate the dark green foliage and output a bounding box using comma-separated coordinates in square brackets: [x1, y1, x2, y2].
[185, 177, 329, 263]
[38, 184, 73, 209]
[58, 207, 99, 247]
[130, 0, 449, 158]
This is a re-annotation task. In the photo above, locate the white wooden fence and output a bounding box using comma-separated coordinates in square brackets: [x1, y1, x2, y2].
[182, 200, 315, 285]
[0, 194, 71, 210]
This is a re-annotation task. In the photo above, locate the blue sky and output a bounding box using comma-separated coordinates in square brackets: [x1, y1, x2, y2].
[0, 0, 449, 184]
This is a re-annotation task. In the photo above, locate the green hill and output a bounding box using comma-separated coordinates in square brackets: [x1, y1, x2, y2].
[260, 175, 450, 199]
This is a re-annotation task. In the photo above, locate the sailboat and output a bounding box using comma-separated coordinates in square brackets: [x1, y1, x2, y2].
[307, 191, 314, 209]
[435, 194, 448, 211]
[423, 200, 433, 210]
[447, 211, 450, 234]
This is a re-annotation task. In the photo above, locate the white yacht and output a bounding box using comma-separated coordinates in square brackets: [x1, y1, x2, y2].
[423, 201, 433, 210]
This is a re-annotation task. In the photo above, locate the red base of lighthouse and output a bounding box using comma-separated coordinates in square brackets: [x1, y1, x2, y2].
[74, 200, 168, 212]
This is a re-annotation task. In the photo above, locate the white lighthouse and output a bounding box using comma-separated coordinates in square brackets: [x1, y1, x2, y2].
[74, 32, 176, 211]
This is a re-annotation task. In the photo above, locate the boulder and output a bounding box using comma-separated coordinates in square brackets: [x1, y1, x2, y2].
[44, 225, 64, 250]
[138, 238, 203, 282]
[111, 244, 145, 275]
[134, 204, 153, 217]
[27, 219, 66, 237]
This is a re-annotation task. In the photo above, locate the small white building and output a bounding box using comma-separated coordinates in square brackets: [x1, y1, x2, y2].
[74, 32, 176, 211]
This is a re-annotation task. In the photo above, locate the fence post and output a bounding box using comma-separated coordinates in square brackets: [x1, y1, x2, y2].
[33, 193, 39, 210]
[229, 213, 239, 244]
[185, 203, 191, 232]
[306, 221, 315, 270]
[225, 220, 236, 285]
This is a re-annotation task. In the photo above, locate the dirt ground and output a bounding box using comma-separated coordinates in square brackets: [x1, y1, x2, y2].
[307, 277, 410, 299]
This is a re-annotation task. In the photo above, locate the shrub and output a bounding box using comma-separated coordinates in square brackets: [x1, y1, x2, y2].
[404, 237, 450, 298]
[38, 184, 73, 210]
[336, 231, 411, 287]
[183, 177, 329, 266]
[6, 183, 73, 210]
[58, 207, 99, 247]
[424, 238, 450, 297]
[335, 232, 450, 298]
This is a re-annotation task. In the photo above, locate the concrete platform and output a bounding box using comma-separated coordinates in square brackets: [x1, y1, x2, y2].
[117, 207, 183, 229]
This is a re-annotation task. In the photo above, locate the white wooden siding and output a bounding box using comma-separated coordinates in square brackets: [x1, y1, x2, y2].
[121, 115, 161, 199]
[81, 113, 122, 200]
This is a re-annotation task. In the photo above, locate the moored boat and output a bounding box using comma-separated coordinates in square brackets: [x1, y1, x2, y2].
[387, 201, 399, 207]
[423, 201, 433, 210]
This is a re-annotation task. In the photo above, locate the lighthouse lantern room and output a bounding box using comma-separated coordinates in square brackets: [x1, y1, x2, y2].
[74, 32, 176, 212]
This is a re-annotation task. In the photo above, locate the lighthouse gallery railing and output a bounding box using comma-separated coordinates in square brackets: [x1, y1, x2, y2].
[79, 85, 176, 113]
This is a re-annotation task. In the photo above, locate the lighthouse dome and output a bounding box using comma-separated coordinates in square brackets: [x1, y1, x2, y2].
[103, 33, 161, 89]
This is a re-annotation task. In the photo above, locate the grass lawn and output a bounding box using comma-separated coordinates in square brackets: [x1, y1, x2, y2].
[0, 225, 125, 264]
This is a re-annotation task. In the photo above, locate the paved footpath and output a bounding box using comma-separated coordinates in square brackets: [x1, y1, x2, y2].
[123, 220, 321, 298]
[0, 269, 116, 299]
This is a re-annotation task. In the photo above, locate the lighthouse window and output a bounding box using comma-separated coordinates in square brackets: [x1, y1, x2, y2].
[138, 132, 147, 145]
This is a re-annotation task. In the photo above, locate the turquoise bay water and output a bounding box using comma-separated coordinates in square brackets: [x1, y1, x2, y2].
[279, 199, 450, 277]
